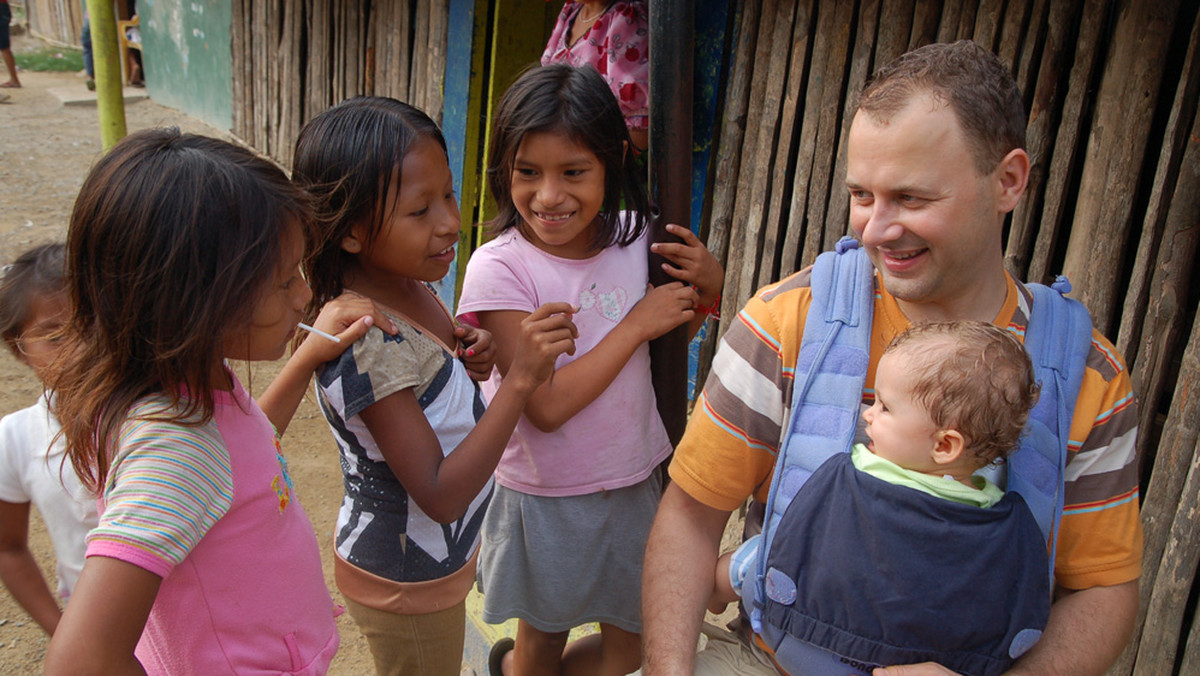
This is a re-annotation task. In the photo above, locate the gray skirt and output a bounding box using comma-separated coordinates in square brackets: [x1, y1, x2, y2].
[478, 471, 663, 634]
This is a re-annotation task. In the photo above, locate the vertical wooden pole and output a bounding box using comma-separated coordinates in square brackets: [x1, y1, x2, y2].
[85, 0, 126, 150]
[649, 0, 693, 445]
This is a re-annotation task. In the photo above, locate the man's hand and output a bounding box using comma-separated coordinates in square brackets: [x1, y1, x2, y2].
[873, 664, 960, 676]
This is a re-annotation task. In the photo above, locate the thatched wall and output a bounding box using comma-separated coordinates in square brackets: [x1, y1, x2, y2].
[230, 0, 449, 168]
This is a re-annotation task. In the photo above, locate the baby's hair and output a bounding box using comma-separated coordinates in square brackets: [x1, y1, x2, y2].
[486, 63, 649, 250]
[885, 321, 1039, 465]
[0, 243, 66, 360]
[54, 128, 313, 493]
[292, 96, 447, 313]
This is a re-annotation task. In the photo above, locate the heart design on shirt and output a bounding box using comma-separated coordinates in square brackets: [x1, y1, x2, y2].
[578, 284, 628, 322]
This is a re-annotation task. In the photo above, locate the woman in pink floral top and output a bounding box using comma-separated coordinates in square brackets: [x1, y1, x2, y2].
[542, 0, 649, 150]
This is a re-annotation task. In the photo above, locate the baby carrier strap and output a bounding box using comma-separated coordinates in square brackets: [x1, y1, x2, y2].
[1010, 277, 1094, 583]
[749, 236, 873, 632]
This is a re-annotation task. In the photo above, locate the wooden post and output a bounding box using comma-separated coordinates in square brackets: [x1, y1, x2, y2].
[85, 0, 126, 150]
[1126, 308, 1200, 673]
[1110, 32, 1200, 675]
[1061, 0, 1181, 334]
[696, 0, 761, 391]
[649, 0, 694, 445]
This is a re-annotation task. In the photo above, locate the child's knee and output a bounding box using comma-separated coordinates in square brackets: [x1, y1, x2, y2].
[517, 621, 570, 657]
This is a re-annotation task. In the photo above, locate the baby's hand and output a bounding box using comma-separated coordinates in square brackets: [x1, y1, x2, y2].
[297, 292, 399, 366]
[650, 223, 725, 308]
[454, 324, 496, 381]
[508, 302, 578, 393]
[624, 282, 699, 342]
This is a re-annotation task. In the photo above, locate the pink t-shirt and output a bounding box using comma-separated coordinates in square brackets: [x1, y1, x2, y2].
[457, 226, 672, 497]
[541, 1, 649, 131]
[87, 375, 338, 675]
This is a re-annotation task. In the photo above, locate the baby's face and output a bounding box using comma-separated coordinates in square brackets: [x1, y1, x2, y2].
[861, 351, 942, 472]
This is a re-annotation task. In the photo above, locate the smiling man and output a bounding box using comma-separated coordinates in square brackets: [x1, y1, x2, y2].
[641, 40, 1142, 676]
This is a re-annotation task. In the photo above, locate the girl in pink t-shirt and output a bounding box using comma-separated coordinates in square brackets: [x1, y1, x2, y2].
[43, 129, 390, 676]
[457, 63, 723, 676]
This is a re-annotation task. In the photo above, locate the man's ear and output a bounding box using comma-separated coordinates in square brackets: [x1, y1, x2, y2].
[994, 148, 1030, 214]
[931, 429, 966, 466]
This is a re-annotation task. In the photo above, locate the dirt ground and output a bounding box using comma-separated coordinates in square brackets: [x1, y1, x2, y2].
[0, 37, 377, 676]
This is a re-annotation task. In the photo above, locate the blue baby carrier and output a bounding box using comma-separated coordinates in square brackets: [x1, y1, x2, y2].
[743, 237, 1094, 676]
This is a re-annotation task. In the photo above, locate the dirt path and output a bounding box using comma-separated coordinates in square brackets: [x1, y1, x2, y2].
[0, 47, 375, 676]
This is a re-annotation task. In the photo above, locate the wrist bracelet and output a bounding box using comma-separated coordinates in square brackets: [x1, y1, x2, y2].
[695, 294, 722, 321]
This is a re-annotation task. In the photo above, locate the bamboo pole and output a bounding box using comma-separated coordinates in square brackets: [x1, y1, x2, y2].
[723, 0, 779, 317]
[1117, 6, 1200, 369]
[731, 0, 791, 310]
[1003, 0, 1079, 281]
[1061, 0, 1181, 334]
[874, 0, 915, 66]
[1109, 41, 1200, 676]
[821, 0, 881, 258]
[747, 0, 802, 290]
[696, 0, 760, 390]
[908, 0, 940, 49]
[995, 0, 1031, 71]
[85, 0, 126, 150]
[794, 0, 853, 271]
[937, 0, 967, 43]
[1026, 0, 1110, 285]
[705, 0, 760, 341]
[1128, 309, 1200, 674]
[973, 0, 1004, 50]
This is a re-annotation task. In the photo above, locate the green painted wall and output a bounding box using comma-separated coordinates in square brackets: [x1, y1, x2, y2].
[139, 0, 232, 131]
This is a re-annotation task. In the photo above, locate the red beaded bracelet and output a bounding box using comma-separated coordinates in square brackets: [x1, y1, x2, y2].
[695, 294, 722, 321]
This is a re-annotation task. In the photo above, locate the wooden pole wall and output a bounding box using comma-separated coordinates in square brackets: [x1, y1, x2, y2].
[231, 0, 451, 168]
[694, 1, 1200, 672]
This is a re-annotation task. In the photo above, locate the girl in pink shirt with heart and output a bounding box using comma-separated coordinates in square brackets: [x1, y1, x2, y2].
[457, 63, 723, 676]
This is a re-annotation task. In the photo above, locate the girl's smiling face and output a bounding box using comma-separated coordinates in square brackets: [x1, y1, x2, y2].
[511, 130, 605, 259]
[347, 137, 461, 284]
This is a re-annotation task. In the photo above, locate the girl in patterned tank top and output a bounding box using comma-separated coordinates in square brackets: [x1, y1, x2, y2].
[292, 96, 577, 676]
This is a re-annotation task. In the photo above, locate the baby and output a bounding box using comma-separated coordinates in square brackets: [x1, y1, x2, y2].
[712, 321, 1049, 676]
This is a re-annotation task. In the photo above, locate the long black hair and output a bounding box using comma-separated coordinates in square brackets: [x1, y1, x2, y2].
[486, 63, 650, 250]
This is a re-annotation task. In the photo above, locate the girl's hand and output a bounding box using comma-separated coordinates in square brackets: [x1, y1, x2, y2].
[507, 302, 579, 393]
[625, 282, 699, 342]
[454, 325, 497, 381]
[297, 292, 399, 367]
[650, 223, 725, 306]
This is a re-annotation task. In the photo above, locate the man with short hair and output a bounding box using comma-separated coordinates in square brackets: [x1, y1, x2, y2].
[641, 40, 1142, 676]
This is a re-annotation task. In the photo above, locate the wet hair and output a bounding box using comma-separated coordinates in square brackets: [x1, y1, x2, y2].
[486, 63, 649, 250]
[856, 40, 1026, 174]
[291, 96, 447, 313]
[54, 128, 312, 492]
[885, 321, 1040, 466]
[0, 243, 66, 360]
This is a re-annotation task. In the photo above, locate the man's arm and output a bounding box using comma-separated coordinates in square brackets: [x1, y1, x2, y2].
[642, 483, 732, 676]
[873, 582, 1139, 676]
[1005, 581, 1138, 676]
